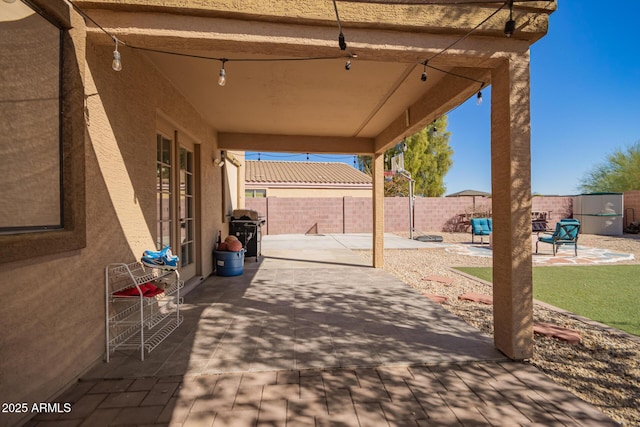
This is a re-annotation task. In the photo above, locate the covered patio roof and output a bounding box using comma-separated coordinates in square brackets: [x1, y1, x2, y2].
[76, 0, 555, 154]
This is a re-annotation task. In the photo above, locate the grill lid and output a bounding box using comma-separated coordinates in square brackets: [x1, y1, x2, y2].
[232, 209, 259, 221]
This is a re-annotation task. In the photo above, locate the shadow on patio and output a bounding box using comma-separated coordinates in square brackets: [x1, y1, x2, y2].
[35, 235, 617, 426]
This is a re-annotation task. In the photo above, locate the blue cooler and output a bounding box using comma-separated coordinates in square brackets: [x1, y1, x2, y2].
[215, 250, 245, 276]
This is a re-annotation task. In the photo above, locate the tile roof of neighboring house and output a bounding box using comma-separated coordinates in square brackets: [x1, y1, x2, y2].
[246, 160, 372, 185]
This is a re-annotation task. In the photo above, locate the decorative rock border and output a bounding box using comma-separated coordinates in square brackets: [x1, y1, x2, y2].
[457, 291, 582, 344]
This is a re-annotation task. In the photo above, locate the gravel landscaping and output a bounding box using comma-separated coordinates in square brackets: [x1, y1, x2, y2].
[359, 232, 640, 426]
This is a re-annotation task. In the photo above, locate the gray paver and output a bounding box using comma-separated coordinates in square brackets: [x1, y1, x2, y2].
[111, 405, 163, 424]
[98, 391, 147, 408]
[354, 402, 389, 427]
[256, 399, 287, 426]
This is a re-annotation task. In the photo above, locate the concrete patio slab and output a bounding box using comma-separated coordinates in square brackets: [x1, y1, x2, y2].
[90, 244, 505, 378]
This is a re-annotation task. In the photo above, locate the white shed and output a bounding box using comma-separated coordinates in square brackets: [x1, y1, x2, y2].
[573, 193, 624, 235]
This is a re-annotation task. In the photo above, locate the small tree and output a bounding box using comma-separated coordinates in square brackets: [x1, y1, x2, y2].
[579, 141, 640, 193]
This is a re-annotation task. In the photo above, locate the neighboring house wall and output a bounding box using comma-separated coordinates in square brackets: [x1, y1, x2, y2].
[0, 26, 224, 426]
[247, 196, 574, 235]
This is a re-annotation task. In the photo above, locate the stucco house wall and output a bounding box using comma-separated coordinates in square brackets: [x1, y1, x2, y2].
[0, 9, 224, 425]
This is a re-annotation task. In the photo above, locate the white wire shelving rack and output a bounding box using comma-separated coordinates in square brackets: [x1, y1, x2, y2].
[105, 262, 183, 362]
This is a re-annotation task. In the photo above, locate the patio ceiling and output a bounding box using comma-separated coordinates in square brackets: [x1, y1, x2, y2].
[143, 50, 450, 140]
[79, 0, 555, 155]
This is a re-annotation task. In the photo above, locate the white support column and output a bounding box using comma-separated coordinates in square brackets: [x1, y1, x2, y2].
[490, 52, 533, 360]
[372, 152, 384, 268]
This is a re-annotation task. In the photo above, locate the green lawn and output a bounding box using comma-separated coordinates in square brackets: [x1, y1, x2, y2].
[454, 265, 640, 336]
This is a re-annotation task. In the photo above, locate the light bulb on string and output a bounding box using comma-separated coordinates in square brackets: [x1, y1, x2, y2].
[112, 38, 122, 71]
[420, 61, 428, 82]
[345, 53, 357, 71]
[218, 59, 227, 86]
[476, 83, 485, 106]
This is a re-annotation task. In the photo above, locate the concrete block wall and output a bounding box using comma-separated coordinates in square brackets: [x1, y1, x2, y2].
[246, 195, 575, 235]
[261, 198, 344, 235]
[344, 197, 372, 233]
[531, 196, 573, 224]
[624, 191, 640, 225]
[384, 198, 410, 231]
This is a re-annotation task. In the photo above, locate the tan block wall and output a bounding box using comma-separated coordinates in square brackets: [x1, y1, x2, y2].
[624, 191, 640, 225]
[0, 29, 221, 427]
[263, 198, 345, 234]
[246, 195, 574, 235]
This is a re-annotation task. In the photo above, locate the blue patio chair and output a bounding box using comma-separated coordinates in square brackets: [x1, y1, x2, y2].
[535, 219, 580, 256]
[470, 218, 492, 244]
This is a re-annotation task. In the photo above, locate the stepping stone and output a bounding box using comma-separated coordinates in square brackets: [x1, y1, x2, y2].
[534, 322, 581, 345]
[421, 293, 448, 304]
[458, 292, 493, 305]
[422, 275, 454, 284]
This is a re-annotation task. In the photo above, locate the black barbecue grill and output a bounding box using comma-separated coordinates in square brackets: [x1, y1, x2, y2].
[229, 209, 265, 261]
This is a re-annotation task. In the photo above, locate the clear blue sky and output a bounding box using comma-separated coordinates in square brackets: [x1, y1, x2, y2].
[247, 0, 640, 196]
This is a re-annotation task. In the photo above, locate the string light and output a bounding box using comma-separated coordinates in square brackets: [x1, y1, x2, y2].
[477, 83, 485, 105]
[66, 0, 552, 96]
[345, 53, 357, 71]
[504, 0, 516, 37]
[218, 59, 227, 86]
[111, 38, 122, 71]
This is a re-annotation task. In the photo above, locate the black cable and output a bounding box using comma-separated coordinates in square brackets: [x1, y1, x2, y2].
[128, 44, 349, 64]
[67, 0, 119, 43]
[426, 63, 486, 86]
[332, 0, 347, 50]
[427, 1, 508, 63]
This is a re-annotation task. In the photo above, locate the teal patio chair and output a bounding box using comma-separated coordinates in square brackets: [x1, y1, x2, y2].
[470, 218, 492, 244]
[535, 219, 580, 256]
